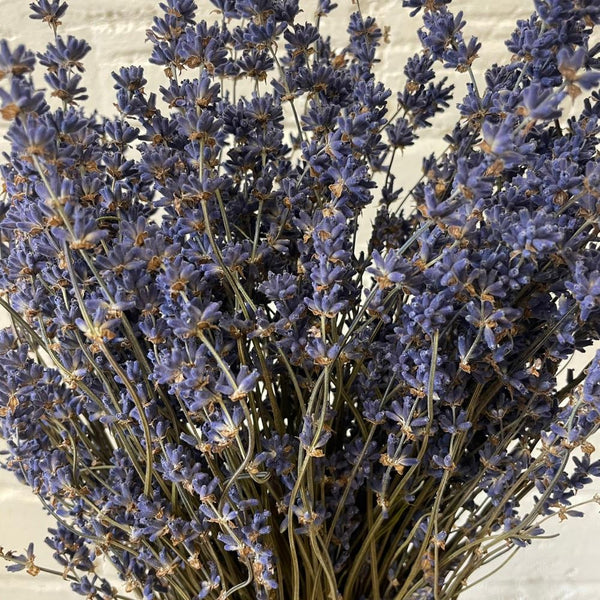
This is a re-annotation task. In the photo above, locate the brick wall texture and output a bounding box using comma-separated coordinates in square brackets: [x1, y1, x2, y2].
[0, 1, 598, 599]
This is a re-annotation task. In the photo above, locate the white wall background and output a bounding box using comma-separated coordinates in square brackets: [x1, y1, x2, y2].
[0, 1, 598, 599]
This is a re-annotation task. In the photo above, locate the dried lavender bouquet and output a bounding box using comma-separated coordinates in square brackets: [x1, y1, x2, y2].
[1, 0, 600, 599]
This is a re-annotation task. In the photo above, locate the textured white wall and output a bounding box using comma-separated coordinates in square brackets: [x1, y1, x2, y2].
[0, 1, 598, 599]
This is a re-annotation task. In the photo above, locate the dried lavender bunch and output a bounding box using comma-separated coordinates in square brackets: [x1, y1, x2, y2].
[1, 0, 600, 599]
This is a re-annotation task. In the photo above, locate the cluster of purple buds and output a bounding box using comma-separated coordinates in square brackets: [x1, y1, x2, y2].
[0, 1, 600, 599]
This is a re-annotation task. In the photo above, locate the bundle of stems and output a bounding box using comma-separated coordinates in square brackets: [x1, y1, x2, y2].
[1, 1, 600, 599]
